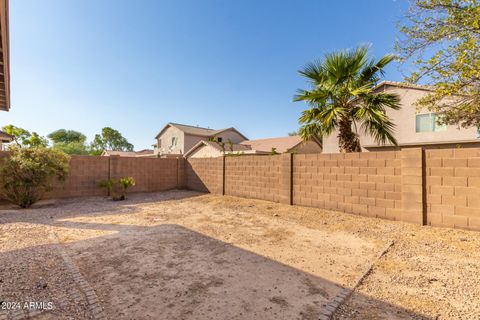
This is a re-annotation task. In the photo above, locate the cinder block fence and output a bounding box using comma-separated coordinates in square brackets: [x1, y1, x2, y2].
[186, 148, 480, 231]
[1, 148, 479, 231]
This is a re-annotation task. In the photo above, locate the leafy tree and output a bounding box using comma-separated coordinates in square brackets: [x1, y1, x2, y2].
[52, 142, 90, 155]
[1, 125, 48, 148]
[48, 129, 89, 155]
[90, 127, 134, 155]
[397, 0, 480, 128]
[287, 131, 298, 136]
[26, 132, 49, 148]
[48, 129, 86, 144]
[294, 46, 401, 152]
[0, 146, 70, 208]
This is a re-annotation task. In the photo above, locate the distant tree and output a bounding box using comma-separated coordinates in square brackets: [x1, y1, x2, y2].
[48, 129, 86, 144]
[294, 46, 401, 152]
[397, 0, 480, 128]
[27, 132, 49, 148]
[48, 129, 89, 155]
[288, 131, 298, 136]
[90, 127, 134, 155]
[1, 125, 48, 148]
[52, 142, 90, 155]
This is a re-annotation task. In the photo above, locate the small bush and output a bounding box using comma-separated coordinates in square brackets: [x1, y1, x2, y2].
[98, 177, 135, 201]
[118, 177, 135, 199]
[0, 147, 70, 208]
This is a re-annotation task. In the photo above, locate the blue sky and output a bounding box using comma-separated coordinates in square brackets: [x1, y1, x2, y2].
[4, 0, 409, 149]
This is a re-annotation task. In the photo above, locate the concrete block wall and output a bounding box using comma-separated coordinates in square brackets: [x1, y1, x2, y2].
[185, 157, 223, 194]
[185, 147, 480, 231]
[110, 156, 179, 193]
[224, 155, 282, 202]
[0, 154, 186, 200]
[426, 148, 480, 230]
[46, 156, 110, 198]
[293, 151, 403, 220]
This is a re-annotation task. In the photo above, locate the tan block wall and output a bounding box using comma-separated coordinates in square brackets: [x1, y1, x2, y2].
[0, 154, 184, 200]
[293, 151, 403, 220]
[185, 157, 223, 193]
[224, 155, 282, 202]
[426, 148, 480, 230]
[46, 156, 110, 199]
[110, 157, 179, 193]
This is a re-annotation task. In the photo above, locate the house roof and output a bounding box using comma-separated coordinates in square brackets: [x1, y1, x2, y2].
[135, 149, 154, 155]
[372, 81, 434, 92]
[102, 150, 138, 157]
[0, 129, 12, 142]
[0, 0, 10, 111]
[155, 122, 248, 140]
[183, 140, 251, 158]
[239, 136, 306, 153]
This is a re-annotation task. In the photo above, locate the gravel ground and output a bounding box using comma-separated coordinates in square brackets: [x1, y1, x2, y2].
[0, 190, 479, 319]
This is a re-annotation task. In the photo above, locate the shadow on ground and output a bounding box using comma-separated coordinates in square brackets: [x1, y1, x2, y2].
[0, 191, 431, 320]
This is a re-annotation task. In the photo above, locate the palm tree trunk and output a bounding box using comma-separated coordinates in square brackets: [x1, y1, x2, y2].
[337, 117, 361, 153]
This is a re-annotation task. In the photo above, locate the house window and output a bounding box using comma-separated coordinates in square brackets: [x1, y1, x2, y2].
[415, 113, 447, 133]
[217, 137, 223, 142]
[171, 137, 178, 147]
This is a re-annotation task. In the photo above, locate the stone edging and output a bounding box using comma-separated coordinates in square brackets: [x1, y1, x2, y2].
[49, 232, 107, 320]
[319, 240, 395, 320]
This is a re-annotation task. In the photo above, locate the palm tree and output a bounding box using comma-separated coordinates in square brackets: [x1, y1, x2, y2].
[294, 46, 401, 152]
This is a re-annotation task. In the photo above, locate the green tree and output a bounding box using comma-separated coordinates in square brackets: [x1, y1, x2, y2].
[52, 142, 89, 155]
[294, 46, 401, 152]
[0, 146, 70, 208]
[397, 0, 480, 128]
[48, 129, 86, 144]
[1, 125, 48, 148]
[48, 129, 89, 155]
[90, 127, 134, 155]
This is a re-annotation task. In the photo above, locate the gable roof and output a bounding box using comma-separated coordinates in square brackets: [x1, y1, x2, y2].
[372, 81, 434, 93]
[183, 140, 251, 158]
[155, 122, 248, 140]
[239, 136, 307, 153]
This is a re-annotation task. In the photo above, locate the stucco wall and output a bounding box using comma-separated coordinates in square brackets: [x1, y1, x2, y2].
[322, 86, 480, 153]
[290, 139, 322, 154]
[188, 144, 223, 158]
[214, 130, 246, 143]
[157, 126, 185, 154]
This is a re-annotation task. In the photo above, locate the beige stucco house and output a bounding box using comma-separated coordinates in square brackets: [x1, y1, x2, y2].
[154, 123, 247, 156]
[185, 135, 322, 158]
[322, 81, 480, 153]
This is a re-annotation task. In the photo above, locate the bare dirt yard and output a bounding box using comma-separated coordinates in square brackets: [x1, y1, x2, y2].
[1, 190, 479, 319]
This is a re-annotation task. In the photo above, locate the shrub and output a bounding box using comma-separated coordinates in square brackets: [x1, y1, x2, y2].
[0, 146, 70, 208]
[118, 177, 135, 200]
[98, 177, 135, 201]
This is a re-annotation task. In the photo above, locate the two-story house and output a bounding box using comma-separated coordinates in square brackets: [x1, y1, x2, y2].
[154, 122, 248, 156]
[322, 81, 480, 153]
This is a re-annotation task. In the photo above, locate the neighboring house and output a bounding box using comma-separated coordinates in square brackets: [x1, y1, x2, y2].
[184, 136, 322, 158]
[0, 129, 12, 150]
[322, 81, 480, 153]
[101, 149, 155, 157]
[0, 0, 10, 112]
[154, 122, 247, 156]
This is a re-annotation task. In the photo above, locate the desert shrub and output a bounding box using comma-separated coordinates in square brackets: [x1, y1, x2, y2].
[98, 177, 135, 201]
[0, 146, 70, 208]
[118, 177, 135, 199]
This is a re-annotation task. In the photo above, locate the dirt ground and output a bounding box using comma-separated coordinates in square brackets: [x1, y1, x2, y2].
[1, 190, 479, 319]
